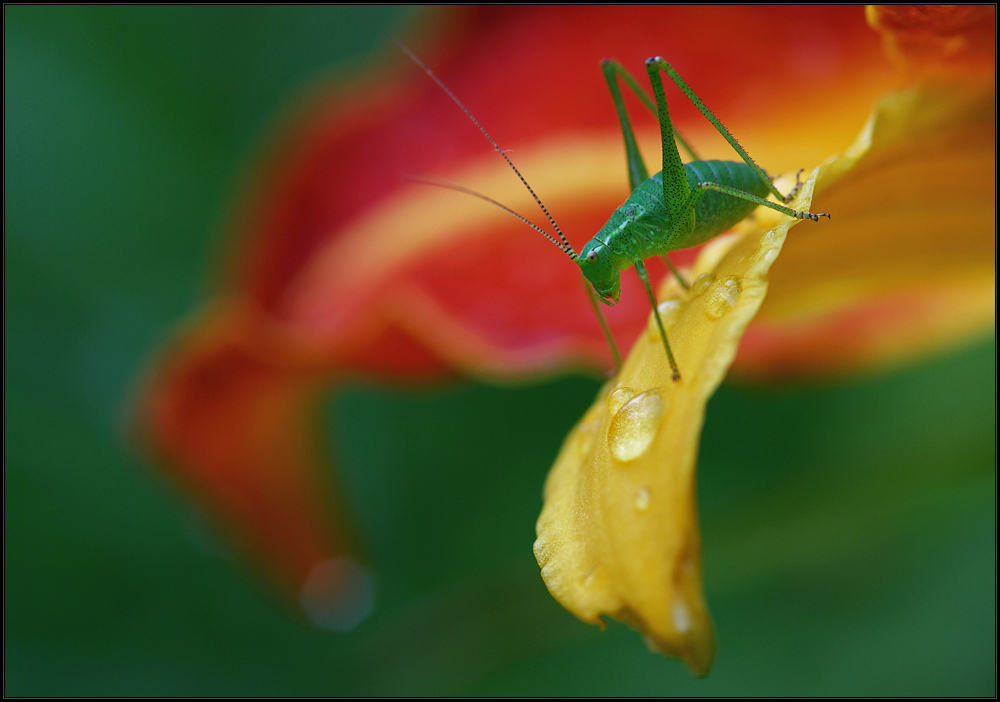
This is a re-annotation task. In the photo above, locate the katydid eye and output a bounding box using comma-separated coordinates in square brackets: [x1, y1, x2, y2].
[586, 251, 599, 264]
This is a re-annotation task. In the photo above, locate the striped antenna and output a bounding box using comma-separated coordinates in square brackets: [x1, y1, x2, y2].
[391, 34, 578, 259]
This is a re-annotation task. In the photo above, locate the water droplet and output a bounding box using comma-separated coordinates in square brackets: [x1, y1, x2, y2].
[760, 228, 782, 248]
[691, 273, 715, 296]
[634, 487, 651, 511]
[672, 599, 692, 634]
[607, 386, 635, 417]
[703, 276, 741, 319]
[300, 557, 375, 632]
[646, 299, 683, 341]
[608, 389, 666, 463]
[758, 229, 783, 269]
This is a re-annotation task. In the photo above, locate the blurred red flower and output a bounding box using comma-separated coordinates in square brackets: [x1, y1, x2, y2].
[133, 5, 994, 667]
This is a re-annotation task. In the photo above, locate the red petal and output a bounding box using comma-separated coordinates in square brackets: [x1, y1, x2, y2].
[134, 306, 348, 590]
[135, 6, 887, 598]
[227, 6, 883, 375]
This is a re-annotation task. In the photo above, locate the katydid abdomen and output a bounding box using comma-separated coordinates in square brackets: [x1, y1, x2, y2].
[578, 158, 772, 316]
[598, 160, 771, 265]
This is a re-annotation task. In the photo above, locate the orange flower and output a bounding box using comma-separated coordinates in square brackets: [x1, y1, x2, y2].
[132, 5, 994, 671]
[534, 6, 993, 674]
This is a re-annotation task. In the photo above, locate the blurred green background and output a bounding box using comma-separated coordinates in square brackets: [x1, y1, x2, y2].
[4, 6, 995, 695]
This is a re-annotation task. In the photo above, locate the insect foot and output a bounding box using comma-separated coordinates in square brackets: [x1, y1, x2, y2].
[782, 168, 807, 203]
[797, 210, 832, 221]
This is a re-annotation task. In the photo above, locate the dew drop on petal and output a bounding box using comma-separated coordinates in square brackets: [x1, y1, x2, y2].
[760, 228, 782, 248]
[607, 386, 636, 417]
[608, 389, 666, 463]
[703, 276, 741, 319]
[300, 557, 375, 632]
[691, 273, 715, 296]
[634, 487, 651, 512]
[646, 299, 683, 341]
[758, 229, 783, 268]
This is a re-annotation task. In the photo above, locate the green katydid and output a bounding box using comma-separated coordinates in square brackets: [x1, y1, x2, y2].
[395, 39, 829, 380]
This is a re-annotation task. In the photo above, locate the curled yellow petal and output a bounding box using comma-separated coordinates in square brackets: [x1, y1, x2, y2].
[533, 173, 822, 676]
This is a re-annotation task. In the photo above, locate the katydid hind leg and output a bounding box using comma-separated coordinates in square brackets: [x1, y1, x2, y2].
[647, 57, 787, 202]
[643, 58, 692, 227]
[602, 60, 700, 192]
[695, 182, 830, 221]
[651, 59, 825, 207]
[647, 58, 830, 222]
[604, 59, 700, 160]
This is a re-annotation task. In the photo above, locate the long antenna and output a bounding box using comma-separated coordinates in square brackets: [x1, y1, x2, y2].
[391, 34, 577, 260]
[403, 174, 577, 258]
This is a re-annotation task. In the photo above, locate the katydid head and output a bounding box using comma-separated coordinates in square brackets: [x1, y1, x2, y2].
[394, 35, 619, 361]
[578, 240, 620, 305]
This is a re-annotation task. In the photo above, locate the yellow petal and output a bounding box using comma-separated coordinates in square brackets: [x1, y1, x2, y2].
[533, 171, 823, 675]
[534, 70, 995, 673]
